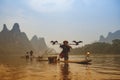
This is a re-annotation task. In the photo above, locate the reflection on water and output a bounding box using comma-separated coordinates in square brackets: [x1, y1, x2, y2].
[60, 63, 71, 80]
[0, 54, 120, 80]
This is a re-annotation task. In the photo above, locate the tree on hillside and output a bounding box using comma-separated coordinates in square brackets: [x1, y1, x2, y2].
[112, 39, 120, 53]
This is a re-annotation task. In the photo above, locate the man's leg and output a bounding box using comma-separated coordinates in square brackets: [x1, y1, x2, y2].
[64, 53, 68, 61]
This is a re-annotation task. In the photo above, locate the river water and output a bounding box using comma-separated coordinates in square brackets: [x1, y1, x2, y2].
[0, 54, 120, 80]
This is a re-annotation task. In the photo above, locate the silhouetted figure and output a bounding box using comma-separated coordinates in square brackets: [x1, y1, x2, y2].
[59, 41, 72, 61]
[30, 50, 33, 57]
[30, 50, 33, 61]
[25, 52, 29, 59]
[85, 51, 90, 60]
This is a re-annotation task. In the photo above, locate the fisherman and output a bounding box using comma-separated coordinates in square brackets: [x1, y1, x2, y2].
[29, 50, 34, 61]
[25, 52, 29, 59]
[30, 50, 33, 57]
[59, 40, 72, 61]
[85, 51, 90, 60]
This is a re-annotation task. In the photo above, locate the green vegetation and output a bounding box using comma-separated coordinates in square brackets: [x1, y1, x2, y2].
[70, 39, 120, 54]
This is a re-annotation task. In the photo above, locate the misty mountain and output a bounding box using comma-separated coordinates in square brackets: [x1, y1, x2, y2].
[0, 23, 47, 56]
[99, 30, 120, 43]
[31, 35, 48, 56]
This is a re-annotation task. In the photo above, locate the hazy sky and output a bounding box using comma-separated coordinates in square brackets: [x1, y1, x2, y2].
[0, 0, 120, 48]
